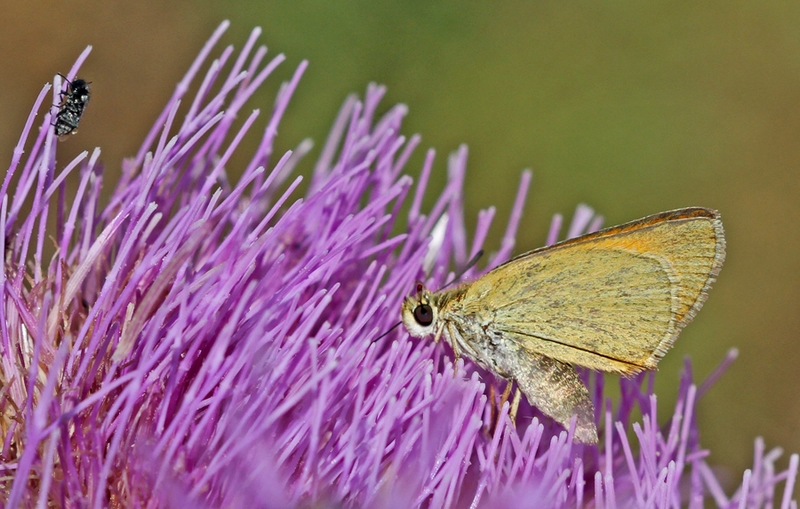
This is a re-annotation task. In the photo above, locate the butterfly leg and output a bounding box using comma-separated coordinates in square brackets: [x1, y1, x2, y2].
[500, 381, 512, 409]
[486, 384, 498, 435]
[485, 381, 515, 436]
[509, 386, 521, 425]
[444, 323, 462, 375]
[498, 381, 521, 427]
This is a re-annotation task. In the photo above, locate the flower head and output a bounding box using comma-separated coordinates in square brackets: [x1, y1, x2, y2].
[1, 21, 797, 508]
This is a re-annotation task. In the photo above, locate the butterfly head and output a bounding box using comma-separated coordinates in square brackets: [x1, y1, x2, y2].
[401, 282, 440, 338]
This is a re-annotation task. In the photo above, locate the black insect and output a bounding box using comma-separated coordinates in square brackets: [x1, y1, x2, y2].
[53, 75, 91, 137]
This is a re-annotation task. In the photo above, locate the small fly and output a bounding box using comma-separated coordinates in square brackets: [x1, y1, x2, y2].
[53, 74, 91, 138]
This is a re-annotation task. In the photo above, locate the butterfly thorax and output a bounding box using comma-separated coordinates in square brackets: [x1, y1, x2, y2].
[402, 284, 515, 379]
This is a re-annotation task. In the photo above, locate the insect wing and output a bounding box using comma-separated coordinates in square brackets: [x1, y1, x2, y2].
[459, 208, 725, 375]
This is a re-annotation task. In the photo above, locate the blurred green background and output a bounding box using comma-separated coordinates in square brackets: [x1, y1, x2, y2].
[3, 1, 799, 481]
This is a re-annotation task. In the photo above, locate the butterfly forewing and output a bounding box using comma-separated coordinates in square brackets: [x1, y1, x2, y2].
[454, 209, 724, 375]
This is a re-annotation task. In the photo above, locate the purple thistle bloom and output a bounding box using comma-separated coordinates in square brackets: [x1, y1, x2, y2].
[1, 21, 797, 508]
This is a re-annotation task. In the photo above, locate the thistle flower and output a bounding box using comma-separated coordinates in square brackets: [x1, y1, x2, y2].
[1, 21, 797, 508]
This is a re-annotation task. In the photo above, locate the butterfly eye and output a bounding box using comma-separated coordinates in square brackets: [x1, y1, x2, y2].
[413, 304, 434, 326]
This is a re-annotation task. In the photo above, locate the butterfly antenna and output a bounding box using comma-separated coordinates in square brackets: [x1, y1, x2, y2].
[441, 249, 484, 289]
[371, 321, 402, 343]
